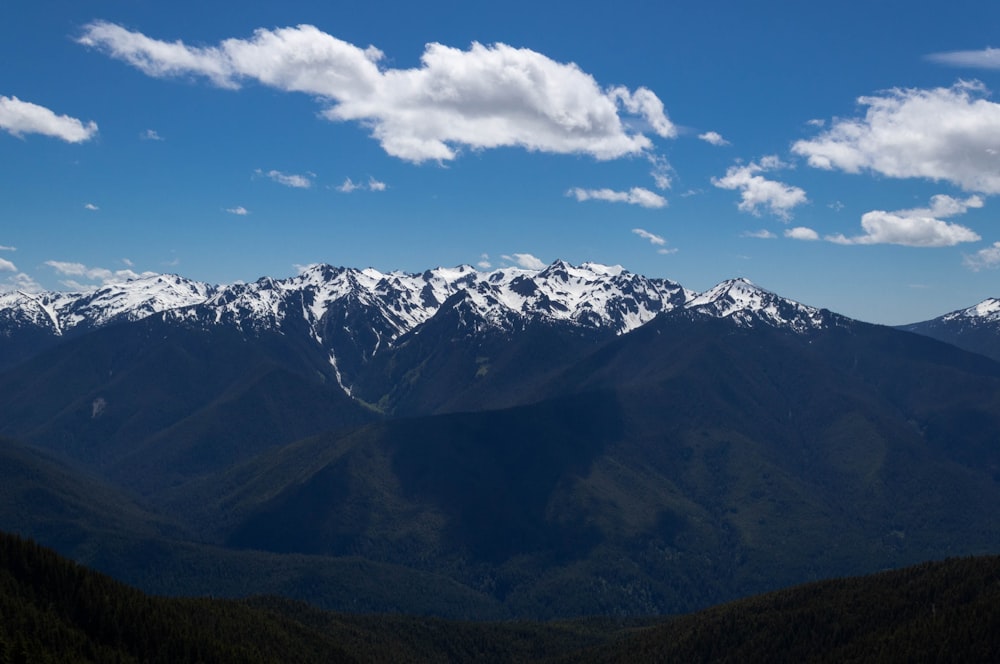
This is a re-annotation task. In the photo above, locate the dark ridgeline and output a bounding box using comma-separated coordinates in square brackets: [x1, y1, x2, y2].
[2, 531, 998, 663]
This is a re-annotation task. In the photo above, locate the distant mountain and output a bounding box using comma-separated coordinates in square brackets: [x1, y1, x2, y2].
[4, 261, 1000, 620]
[901, 297, 1000, 362]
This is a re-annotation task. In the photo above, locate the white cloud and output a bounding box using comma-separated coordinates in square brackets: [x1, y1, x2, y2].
[793, 81, 1000, 194]
[826, 194, 982, 247]
[337, 177, 361, 193]
[807, 118, 825, 128]
[647, 154, 672, 190]
[141, 128, 163, 141]
[84, 203, 99, 211]
[567, 186, 667, 209]
[0, 258, 16, 272]
[0, 95, 98, 143]
[927, 47, 1000, 70]
[0, 245, 15, 251]
[712, 156, 808, 220]
[78, 21, 676, 163]
[122, 258, 134, 267]
[256, 168, 312, 188]
[698, 131, 729, 146]
[964, 241, 1000, 270]
[785, 226, 820, 241]
[226, 206, 249, 215]
[337, 176, 386, 193]
[477, 253, 492, 269]
[741, 229, 777, 239]
[44, 260, 157, 288]
[632, 228, 666, 245]
[502, 253, 545, 269]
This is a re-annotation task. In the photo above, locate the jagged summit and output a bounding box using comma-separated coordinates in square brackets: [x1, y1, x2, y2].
[1, 261, 851, 386]
[685, 277, 831, 332]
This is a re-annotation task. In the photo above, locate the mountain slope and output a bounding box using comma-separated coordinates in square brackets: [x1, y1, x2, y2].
[901, 297, 1000, 362]
[196, 309, 1000, 617]
[0, 315, 376, 495]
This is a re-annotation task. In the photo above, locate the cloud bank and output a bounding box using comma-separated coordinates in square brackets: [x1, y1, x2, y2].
[0, 95, 97, 142]
[79, 21, 675, 163]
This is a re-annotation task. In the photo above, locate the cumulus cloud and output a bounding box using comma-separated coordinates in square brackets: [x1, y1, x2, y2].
[793, 81, 1000, 194]
[0, 95, 98, 143]
[0, 258, 16, 272]
[44, 260, 157, 288]
[741, 229, 777, 239]
[256, 168, 312, 188]
[226, 206, 249, 215]
[785, 227, 819, 241]
[567, 186, 667, 209]
[698, 131, 729, 146]
[712, 156, 807, 220]
[502, 253, 546, 269]
[77, 21, 675, 163]
[964, 241, 1000, 270]
[927, 47, 1000, 70]
[826, 194, 982, 247]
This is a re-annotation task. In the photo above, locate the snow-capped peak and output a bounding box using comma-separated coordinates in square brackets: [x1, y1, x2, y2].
[685, 277, 829, 332]
[942, 298, 1000, 323]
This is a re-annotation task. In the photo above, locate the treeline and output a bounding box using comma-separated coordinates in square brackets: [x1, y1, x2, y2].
[2, 529, 999, 662]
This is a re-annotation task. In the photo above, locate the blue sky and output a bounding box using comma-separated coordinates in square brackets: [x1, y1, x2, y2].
[3, 0, 1000, 324]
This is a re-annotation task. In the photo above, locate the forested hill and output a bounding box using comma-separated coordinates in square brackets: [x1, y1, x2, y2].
[2, 530, 999, 663]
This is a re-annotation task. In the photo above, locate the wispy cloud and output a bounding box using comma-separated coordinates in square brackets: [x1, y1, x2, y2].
[827, 194, 982, 247]
[698, 131, 730, 146]
[77, 21, 676, 163]
[477, 253, 492, 269]
[226, 206, 249, 215]
[84, 203, 99, 211]
[647, 154, 672, 190]
[0, 95, 98, 142]
[567, 186, 667, 209]
[44, 260, 157, 288]
[0, 245, 15, 251]
[502, 253, 546, 269]
[964, 241, 1000, 271]
[632, 228, 676, 253]
[255, 168, 312, 188]
[336, 176, 387, 193]
[741, 229, 777, 239]
[140, 128, 164, 141]
[632, 228, 666, 245]
[0, 258, 16, 272]
[793, 81, 1000, 194]
[926, 47, 1000, 70]
[712, 156, 807, 220]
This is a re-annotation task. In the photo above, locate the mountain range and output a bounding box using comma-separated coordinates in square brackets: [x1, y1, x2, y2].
[2, 260, 999, 618]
